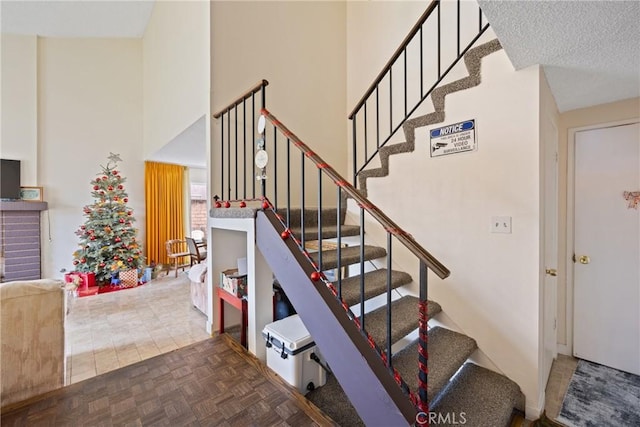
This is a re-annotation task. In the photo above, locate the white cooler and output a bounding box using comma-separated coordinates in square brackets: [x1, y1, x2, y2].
[262, 314, 326, 394]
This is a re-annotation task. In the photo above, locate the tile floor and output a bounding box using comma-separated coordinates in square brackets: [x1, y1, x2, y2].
[65, 272, 211, 385]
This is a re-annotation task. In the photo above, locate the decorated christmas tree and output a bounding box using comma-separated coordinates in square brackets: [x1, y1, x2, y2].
[72, 153, 145, 284]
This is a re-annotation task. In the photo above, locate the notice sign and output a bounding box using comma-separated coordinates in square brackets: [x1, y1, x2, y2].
[430, 120, 476, 157]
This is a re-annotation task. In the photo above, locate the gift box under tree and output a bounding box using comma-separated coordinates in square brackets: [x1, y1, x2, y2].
[64, 272, 95, 292]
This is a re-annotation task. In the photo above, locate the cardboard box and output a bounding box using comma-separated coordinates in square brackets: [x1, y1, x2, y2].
[220, 268, 247, 298]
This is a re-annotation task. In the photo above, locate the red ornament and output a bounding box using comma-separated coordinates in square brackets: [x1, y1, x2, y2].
[118, 185, 123, 190]
[127, 211, 132, 216]
[262, 201, 270, 210]
[224, 201, 231, 208]
[310, 271, 321, 281]
[73, 260, 79, 265]
[115, 237, 121, 242]
[93, 185, 99, 190]
[215, 201, 221, 208]
[114, 196, 119, 201]
[102, 176, 108, 180]
[281, 230, 290, 239]
[80, 225, 86, 230]
[239, 201, 246, 208]
[96, 177, 101, 182]
[90, 235, 96, 241]
[89, 229, 95, 234]
[113, 255, 119, 260]
[119, 218, 125, 224]
[127, 257, 133, 263]
[107, 186, 113, 191]
[81, 258, 86, 263]
[112, 171, 118, 175]
[123, 198, 128, 203]
[99, 262, 106, 267]
[100, 191, 105, 195]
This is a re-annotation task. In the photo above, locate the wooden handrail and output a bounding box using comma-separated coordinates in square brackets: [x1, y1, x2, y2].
[261, 108, 450, 279]
[348, 0, 438, 119]
[213, 79, 269, 118]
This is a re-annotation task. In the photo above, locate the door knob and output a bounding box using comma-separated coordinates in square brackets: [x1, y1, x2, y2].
[579, 255, 590, 264]
[545, 268, 557, 276]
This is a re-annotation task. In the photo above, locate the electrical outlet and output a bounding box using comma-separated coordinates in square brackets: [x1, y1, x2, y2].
[491, 216, 512, 233]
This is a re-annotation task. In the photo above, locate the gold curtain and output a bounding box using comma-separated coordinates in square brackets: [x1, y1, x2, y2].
[145, 162, 185, 266]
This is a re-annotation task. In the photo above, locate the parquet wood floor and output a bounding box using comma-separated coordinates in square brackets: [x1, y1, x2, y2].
[1, 335, 335, 427]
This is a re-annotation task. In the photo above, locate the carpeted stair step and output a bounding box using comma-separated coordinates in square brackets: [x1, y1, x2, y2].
[430, 362, 523, 427]
[276, 207, 346, 228]
[306, 374, 365, 427]
[392, 327, 477, 402]
[336, 269, 413, 307]
[310, 245, 387, 271]
[307, 299, 443, 427]
[358, 296, 441, 351]
[290, 224, 361, 241]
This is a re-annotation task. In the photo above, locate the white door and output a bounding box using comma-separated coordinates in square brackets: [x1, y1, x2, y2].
[573, 122, 640, 375]
[542, 115, 558, 384]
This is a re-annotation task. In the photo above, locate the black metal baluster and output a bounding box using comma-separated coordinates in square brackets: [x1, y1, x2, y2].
[252, 93, 256, 199]
[438, 2, 441, 78]
[376, 86, 380, 149]
[389, 69, 393, 135]
[352, 117, 357, 187]
[336, 186, 342, 299]
[273, 126, 278, 210]
[301, 153, 305, 250]
[227, 112, 231, 201]
[235, 106, 238, 200]
[420, 26, 424, 97]
[479, 6, 482, 33]
[364, 104, 368, 164]
[243, 99, 247, 199]
[287, 138, 291, 229]
[404, 47, 407, 117]
[261, 96, 267, 200]
[220, 113, 225, 200]
[457, 0, 461, 57]
[359, 207, 365, 331]
[418, 260, 429, 411]
[386, 232, 393, 369]
[317, 170, 323, 272]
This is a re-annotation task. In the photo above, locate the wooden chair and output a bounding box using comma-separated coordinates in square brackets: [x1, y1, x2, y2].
[185, 237, 207, 267]
[165, 239, 190, 277]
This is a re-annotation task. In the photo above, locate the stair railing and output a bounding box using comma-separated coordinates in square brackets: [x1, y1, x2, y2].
[259, 108, 450, 420]
[212, 80, 269, 202]
[349, 0, 490, 186]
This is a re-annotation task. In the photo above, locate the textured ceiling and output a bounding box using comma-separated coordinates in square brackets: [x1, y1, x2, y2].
[1, 1, 154, 38]
[479, 0, 640, 112]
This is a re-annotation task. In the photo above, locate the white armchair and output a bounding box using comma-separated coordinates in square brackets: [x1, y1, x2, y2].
[1, 279, 65, 409]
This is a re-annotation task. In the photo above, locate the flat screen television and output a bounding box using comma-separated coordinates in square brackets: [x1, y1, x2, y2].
[1, 159, 21, 200]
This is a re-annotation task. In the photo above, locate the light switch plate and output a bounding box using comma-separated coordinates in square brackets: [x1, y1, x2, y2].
[491, 216, 512, 233]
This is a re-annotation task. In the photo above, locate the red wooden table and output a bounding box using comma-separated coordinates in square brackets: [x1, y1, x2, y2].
[216, 287, 248, 348]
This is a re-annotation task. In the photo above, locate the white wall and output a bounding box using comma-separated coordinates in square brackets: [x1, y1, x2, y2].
[0, 34, 38, 184]
[362, 48, 544, 415]
[210, 1, 347, 205]
[38, 38, 144, 279]
[143, 0, 210, 160]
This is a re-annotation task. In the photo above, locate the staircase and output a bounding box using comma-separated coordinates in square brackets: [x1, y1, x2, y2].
[211, 1, 526, 425]
[257, 203, 524, 426]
